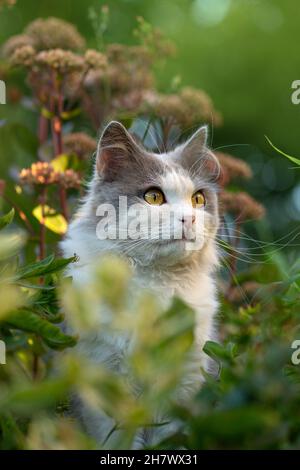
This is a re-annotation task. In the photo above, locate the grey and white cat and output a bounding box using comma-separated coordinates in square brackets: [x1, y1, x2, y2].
[61, 121, 220, 448]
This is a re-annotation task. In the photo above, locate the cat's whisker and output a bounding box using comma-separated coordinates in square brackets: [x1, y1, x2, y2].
[212, 143, 252, 152]
[219, 225, 300, 251]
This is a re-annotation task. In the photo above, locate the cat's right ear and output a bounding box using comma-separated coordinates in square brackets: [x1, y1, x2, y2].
[96, 121, 142, 181]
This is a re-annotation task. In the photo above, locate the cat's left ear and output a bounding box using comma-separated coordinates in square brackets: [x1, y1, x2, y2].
[178, 126, 220, 178]
[183, 125, 208, 157]
[96, 121, 143, 181]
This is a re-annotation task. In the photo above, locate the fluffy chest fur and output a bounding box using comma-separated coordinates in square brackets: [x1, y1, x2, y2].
[60, 120, 220, 447]
[62, 224, 219, 370]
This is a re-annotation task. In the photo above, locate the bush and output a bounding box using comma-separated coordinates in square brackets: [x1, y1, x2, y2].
[0, 8, 299, 450]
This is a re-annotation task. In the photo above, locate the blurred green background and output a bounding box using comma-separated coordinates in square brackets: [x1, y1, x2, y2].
[0, 0, 299, 240]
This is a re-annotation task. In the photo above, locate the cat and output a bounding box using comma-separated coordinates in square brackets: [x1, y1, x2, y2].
[61, 120, 220, 448]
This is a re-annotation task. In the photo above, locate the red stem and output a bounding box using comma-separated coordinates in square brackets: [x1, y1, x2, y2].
[50, 73, 69, 220]
[39, 186, 47, 260]
[38, 113, 48, 146]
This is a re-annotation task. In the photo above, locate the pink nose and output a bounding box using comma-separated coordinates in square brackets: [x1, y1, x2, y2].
[180, 215, 195, 227]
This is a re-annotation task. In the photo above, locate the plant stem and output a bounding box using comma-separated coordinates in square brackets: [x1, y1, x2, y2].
[50, 73, 69, 220]
[32, 353, 39, 380]
[38, 113, 48, 146]
[39, 186, 47, 260]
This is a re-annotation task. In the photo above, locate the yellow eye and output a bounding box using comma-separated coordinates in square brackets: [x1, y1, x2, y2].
[144, 188, 165, 206]
[192, 190, 205, 208]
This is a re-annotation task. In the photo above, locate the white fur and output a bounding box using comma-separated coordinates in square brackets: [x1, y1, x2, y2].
[61, 142, 219, 448]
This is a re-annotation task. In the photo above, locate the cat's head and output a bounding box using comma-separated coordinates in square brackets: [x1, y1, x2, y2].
[89, 121, 219, 266]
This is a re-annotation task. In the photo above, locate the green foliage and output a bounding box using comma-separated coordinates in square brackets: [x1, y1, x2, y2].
[1, 211, 299, 449]
[266, 136, 300, 167]
[0, 2, 299, 451]
[0, 208, 14, 229]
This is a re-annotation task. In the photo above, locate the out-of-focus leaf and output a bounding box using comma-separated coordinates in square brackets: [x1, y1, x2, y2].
[51, 154, 70, 172]
[51, 153, 81, 173]
[5, 309, 77, 350]
[0, 284, 24, 320]
[61, 108, 81, 120]
[41, 107, 54, 119]
[32, 205, 68, 235]
[0, 208, 14, 230]
[0, 377, 75, 415]
[0, 413, 25, 450]
[0, 233, 25, 261]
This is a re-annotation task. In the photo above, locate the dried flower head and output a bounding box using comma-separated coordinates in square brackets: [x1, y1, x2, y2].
[216, 152, 253, 186]
[141, 87, 222, 128]
[104, 44, 153, 93]
[63, 133, 97, 159]
[220, 191, 265, 221]
[82, 44, 155, 128]
[20, 162, 59, 186]
[35, 49, 84, 74]
[24, 17, 85, 51]
[0, 0, 16, 9]
[10, 45, 36, 68]
[84, 49, 107, 71]
[2, 34, 35, 58]
[58, 169, 81, 189]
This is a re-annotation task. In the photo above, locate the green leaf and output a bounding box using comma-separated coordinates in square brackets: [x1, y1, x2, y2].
[14, 254, 55, 279]
[14, 255, 76, 280]
[32, 205, 68, 235]
[5, 309, 77, 350]
[51, 154, 70, 172]
[41, 107, 54, 119]
[0, 413, 25, 449]
[60, 108, 81, 120]
[0, 208, 15, 230]
[203, 340, 238, 363]
[265, 135, 300, 166]
[0, 377, 75, 415]
[0, 233, 24, 261]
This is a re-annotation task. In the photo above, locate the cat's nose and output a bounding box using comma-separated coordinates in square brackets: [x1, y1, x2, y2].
[180, 215, 195, 228]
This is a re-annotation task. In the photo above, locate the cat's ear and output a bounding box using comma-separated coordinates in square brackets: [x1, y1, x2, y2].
[96, 121, 143, 181]
[180, 125, 208, 167]
[183, 125, 208, 156]
[179, 126, 220, 179]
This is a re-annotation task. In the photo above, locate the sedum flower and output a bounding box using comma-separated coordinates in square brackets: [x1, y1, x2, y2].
[141, 86, 222, 129]
[84, 49, 107, 71]
[105, 44, 154, 92]
[0, 0, 16, 9]
[2, 34, 35, 58]
[82, 44, 155, 128]
[58, 169, 81, 189]
[63, 133, 97, 159]
[35, 49, 84, 74]
[220, 191, 265, 221]
[20, 162, 59, 186]
[216, 152, 252, 186]
[20, 163, 81, 190]
[10, 45, 36, 67]
[24, 17, 85, 52]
